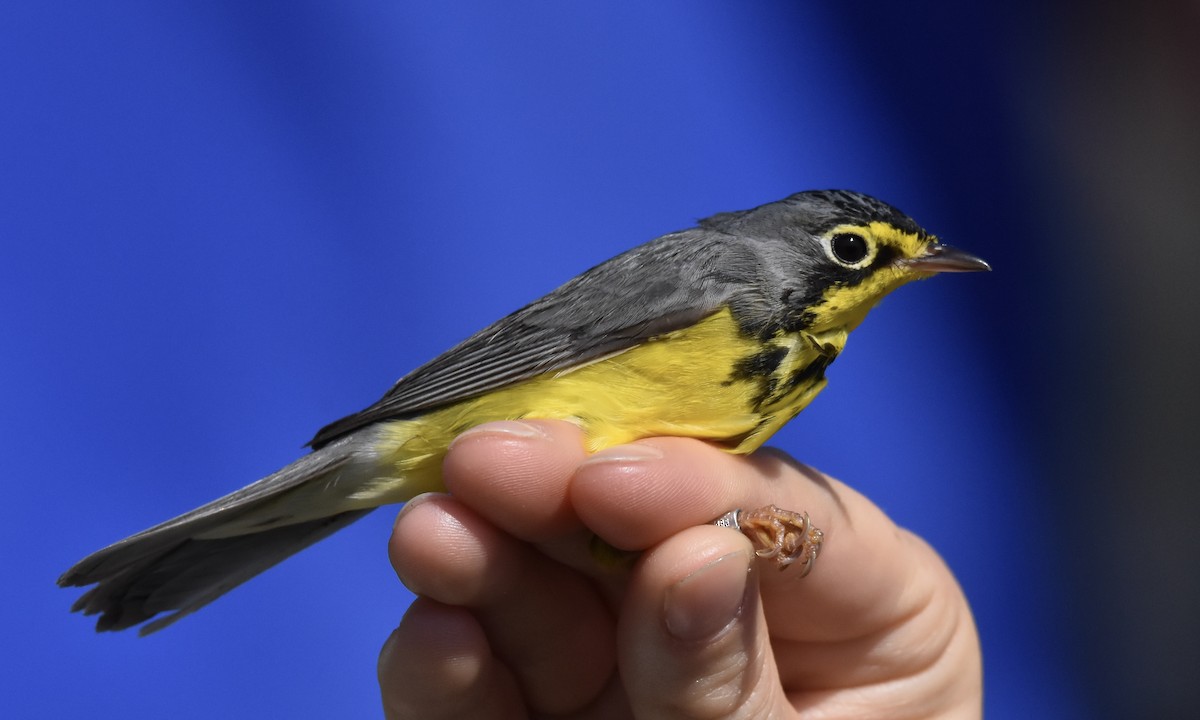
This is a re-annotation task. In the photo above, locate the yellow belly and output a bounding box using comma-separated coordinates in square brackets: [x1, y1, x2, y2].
[354, 307, 846, 506]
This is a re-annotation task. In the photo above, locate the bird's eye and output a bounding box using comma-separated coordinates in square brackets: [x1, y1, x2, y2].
[829, 233, 870, 265]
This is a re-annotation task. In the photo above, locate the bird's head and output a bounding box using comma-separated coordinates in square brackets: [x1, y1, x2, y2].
[765, 190, 991, 333]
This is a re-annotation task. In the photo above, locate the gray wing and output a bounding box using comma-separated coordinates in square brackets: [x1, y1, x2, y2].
[309, 226, 763, 448]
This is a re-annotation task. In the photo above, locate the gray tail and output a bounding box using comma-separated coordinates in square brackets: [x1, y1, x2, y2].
[58, 436, 373, 635]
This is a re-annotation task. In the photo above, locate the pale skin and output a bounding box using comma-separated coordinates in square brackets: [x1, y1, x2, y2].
[378, 420, 983, 719]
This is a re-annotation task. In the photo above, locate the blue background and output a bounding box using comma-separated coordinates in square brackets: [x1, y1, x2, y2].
[5, 2, 1197, 718]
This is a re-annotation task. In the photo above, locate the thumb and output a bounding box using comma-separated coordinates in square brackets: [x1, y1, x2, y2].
[618, 525, 791, 719]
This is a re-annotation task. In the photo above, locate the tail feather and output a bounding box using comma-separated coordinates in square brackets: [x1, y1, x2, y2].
[59, 434, 379, 634]
[75, 510, 371, 634]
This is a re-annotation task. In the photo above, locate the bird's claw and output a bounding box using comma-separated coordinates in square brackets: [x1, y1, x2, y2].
[713, 505, 822, 576]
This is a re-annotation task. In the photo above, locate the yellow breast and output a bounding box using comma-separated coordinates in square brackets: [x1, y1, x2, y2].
[359, 307, 846, 505]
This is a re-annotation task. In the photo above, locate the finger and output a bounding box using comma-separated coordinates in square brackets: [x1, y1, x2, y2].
[618, 525, 793, 719]
[569, 437, 746, 550]
[390, 493, 614, 715]
[443, 420, 590, 543]
[378, 598, 522, 720]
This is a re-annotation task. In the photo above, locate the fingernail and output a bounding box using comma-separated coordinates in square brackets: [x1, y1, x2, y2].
[664, 550, 751, 641]
[392, 492, 443, 531]
[450, 420, 547, 448]
[581, 443, 664, 465]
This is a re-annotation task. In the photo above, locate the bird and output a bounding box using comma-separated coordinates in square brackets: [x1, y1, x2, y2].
[59, 189, 989, 635]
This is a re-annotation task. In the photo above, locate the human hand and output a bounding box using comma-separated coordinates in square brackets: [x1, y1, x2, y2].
[378, 420, 982, 719]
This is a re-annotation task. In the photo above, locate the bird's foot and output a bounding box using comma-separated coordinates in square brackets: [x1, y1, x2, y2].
[713, 505, 822, 576]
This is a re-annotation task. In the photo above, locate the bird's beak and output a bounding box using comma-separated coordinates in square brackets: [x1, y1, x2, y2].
[904, 243, 991, 273]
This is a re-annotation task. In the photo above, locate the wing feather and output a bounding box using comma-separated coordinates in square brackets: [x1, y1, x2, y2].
[309, 227, 753, 447]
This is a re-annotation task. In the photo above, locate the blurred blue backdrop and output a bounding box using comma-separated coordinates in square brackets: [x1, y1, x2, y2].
[5, 2, 1197, 718]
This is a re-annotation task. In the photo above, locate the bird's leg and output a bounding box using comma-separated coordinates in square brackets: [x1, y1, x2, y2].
[713, 505, 823, 576]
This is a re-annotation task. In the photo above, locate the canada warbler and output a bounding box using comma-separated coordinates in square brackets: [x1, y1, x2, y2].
[60, 189, 989, 634]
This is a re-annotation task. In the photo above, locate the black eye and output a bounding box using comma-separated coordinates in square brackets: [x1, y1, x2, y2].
[830, 233, 869, 265]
